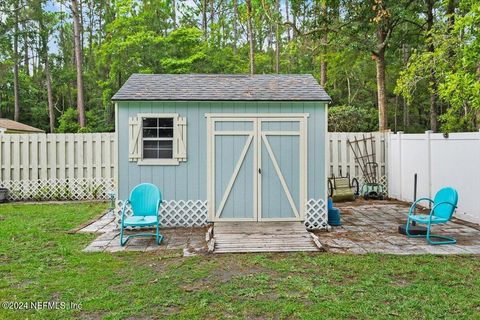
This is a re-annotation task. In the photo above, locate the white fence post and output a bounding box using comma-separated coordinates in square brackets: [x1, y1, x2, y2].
[397, 131, 403, 200]
[425, 130, 432, 203]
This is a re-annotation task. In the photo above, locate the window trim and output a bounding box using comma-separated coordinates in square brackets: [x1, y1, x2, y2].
[137, 113, 180, 166]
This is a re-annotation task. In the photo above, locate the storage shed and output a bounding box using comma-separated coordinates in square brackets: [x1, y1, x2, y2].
[112, 74, 331, 229]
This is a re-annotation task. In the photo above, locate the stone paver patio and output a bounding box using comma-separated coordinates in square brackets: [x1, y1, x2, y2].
[79, 212, 208, 255]
[317, 200, 480, 254]
[80, 200, 480, 255]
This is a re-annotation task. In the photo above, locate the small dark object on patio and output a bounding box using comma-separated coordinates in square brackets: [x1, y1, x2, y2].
[0, 188, 9, 203]
[398, 224, 427, 235]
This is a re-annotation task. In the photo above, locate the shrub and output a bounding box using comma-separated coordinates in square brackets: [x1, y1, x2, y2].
[328, 105, 378, 132]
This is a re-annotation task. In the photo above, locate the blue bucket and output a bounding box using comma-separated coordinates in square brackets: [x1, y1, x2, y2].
[327, 197, 342, 226]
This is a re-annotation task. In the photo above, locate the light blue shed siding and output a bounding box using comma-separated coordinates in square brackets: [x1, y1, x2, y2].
[117, 101, 327, 207]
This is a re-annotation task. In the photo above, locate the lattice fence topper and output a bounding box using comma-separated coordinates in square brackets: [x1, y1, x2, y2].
[115, 199, 208, 228]
[0, 178, 115, 201]
[304, 199, 328, 230]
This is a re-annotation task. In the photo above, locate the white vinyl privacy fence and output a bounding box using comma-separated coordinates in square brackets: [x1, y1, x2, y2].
[0, 133, 115, 200]
[388, 131, 480, 221]
[0, 132, 387, 201]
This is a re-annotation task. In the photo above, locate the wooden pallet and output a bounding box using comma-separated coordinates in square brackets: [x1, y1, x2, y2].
[212, 222, 321, 253]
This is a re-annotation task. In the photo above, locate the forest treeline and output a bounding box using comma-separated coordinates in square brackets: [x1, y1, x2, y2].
[0, 0, 478, 133]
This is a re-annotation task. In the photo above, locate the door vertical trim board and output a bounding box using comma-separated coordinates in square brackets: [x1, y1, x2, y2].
[206, 115, 214, 221]
[253, 119, 259, 221]
[301, 115, 308, 220]
[256, 119, 262, 221]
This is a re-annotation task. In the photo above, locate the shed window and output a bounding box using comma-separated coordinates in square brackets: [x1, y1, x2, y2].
[142, 118, 174, 159]
[128, 113, 187, 165]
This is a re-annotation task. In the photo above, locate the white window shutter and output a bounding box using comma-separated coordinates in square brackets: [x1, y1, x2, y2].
[174, 116, 187, 161]
[128, 116, 142, 161]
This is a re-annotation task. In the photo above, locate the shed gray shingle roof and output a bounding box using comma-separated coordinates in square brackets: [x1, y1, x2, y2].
[111, 74, 331, 101]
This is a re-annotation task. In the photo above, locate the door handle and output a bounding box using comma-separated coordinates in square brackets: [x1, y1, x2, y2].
[258, 168, 262, 174]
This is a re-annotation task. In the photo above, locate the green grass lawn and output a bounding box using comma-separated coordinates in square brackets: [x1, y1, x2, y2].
[1, 203, 479, 319]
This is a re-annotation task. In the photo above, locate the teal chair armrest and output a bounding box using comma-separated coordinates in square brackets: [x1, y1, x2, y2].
[409, 197, 434, 216]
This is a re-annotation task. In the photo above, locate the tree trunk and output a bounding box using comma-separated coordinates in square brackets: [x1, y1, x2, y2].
[233, 0, 238, 54]
[13, 0, 21, 122]
[172, 0, 176, 27]
[202, 0, 208, 37]
[402, 43, 409, 129]
[347, 76, 351, 105]
[39, 12, 55, 133]
[320, 1, 327, 86]
[375, 54, 387, 131]
[292, 11, 296, 40]
[23, 30, 29, 75]
[71, 0, 86, 128]
[429, 83, 438, 131]
[374, 53, 387, 131]
[426, 0, 438, 132]
[246, 0, 255, 75]
[210, 0, 214, 28]
[373, 42, 388, 131]
[285, 0, 291, 42]
[446, 0, 456, 28]
[373, 25, 388, 132]
[22, 3, 29, 77]
[274, 0, 280, 73]
[88, 0, 94, 64]
[320, 33, 327, 86]
[45, 57, 55, 133]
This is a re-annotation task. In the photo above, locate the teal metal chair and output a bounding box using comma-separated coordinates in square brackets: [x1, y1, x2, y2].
[406, 187, 458, 245]
[120, 183, 163, 246]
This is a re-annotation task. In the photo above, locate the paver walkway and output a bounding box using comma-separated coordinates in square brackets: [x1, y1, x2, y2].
[318, 200, 480, 254]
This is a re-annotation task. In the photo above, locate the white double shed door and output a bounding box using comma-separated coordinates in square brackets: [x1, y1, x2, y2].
[207, 114, 308, 222]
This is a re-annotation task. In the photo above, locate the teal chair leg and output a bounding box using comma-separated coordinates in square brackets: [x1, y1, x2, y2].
[405, 217, 425, 238]
[120, 223, 128, 246]
[120, 232, 163, 246]
[406, 219, 456, 245]
[426, 225, 456, 245]
[155, 223, 163, 245]
[120, 224, 163, 246]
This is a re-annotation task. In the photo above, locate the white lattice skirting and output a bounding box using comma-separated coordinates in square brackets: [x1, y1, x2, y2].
[115, 200, 208, 228]
[116, 199, 326, 229]
[304, 199, 328, 230]
[0, 178, 115, 201]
